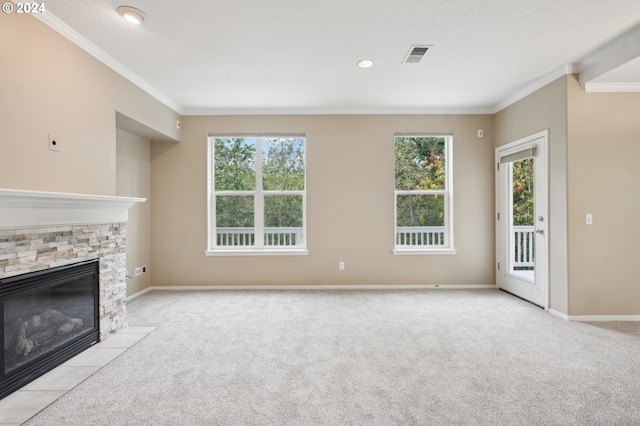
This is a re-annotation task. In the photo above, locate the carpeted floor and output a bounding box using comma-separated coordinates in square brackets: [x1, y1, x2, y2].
[24, 289, 640, 425]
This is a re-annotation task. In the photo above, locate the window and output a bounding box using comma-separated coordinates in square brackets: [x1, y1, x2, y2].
[206, 135, 307, 255]
[393, 134, 455, 255]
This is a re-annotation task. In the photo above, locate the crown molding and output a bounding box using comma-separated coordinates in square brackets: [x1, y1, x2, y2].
[492, 64, 579, 114]
[34, 9, 636, 118]
[31, 11, 489, 118]
[584, 82, 640, 93]
[32, 11, 184, 115]
[182, 107, 494, 116]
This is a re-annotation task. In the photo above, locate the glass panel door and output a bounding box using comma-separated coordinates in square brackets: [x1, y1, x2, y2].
[510, 158, 535, 281]
[496, 131, 548, 309]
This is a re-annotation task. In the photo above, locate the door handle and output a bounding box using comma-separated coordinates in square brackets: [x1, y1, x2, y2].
[535, 229, 544, 235]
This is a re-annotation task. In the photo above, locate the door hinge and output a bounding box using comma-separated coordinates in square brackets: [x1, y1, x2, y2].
[497, 262, 500, 271]
[497, 162, 500, 171]
[497, 212, 500, 220]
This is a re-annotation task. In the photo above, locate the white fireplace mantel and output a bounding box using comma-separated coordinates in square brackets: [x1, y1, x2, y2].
[0, 189, 146, 229]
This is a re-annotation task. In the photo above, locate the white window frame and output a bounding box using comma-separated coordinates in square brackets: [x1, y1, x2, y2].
[393, 134, 456, 255]
[205, 134, 308, 256]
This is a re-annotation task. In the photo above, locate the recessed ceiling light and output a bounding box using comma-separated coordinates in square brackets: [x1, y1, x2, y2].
[117, 6, 147, 25]
[357, 59, 374, 69]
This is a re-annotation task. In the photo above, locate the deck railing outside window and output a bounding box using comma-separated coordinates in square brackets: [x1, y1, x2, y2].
[217, 226, 535, 264]
[395, 226, 445, 247]
[217, 227, 304, 247]
[513, 226, 534, 269]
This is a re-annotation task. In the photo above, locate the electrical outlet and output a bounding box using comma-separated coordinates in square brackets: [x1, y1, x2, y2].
[49, 134, 59, 151]
[586, 213, 593, 225]
[339, 262, 345, 271]
[142, 265, 147, 273]
[134, 266, 142, 276]
[477, 129, 484, 138]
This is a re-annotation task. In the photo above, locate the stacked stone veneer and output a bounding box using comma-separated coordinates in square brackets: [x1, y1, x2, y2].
[0, 223, 127, 340]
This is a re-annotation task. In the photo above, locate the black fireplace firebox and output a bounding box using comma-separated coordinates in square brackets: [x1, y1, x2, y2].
[1, 259, 99, 399]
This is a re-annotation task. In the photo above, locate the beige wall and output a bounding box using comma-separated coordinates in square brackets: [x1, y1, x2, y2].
[9, 12, 639, 314]
[0, 13, 180, 195]
[495, 74, 640, 316]
[566, 75, 640, 315]
[116, 129, 152, 296]
[151, 115, 495, 287]
[493, 76, 569, 314]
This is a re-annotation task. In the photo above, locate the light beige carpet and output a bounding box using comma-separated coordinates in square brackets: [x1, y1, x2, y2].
[24, 289, 640, 425]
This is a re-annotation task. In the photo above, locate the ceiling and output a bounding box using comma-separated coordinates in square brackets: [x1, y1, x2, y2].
[40, 0, 640, 115]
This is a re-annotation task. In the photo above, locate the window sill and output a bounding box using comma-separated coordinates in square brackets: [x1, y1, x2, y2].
[393, 248, 457, 256]
[205, 248, 309, 257]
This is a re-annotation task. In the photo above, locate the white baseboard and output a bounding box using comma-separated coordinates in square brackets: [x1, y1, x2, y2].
[548, 309, 570, 320]
[126, 288, 639, 320]
[126, 286, 154, 301]
[548, 309, 640, 322]
[568, 315, 640, 322]
[129, 284, 496, 295]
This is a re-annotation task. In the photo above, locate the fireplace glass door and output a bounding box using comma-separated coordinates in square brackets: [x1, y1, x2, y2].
[1, 260, 99, 398]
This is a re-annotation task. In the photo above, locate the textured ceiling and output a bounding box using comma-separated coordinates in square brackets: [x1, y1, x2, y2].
[42, 0, 640, 114]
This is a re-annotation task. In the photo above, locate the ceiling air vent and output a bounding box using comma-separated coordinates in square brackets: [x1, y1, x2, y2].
[402, 45, 431, 64]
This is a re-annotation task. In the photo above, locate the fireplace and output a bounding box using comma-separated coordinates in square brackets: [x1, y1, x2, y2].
[1, 259, 99, 399]
[0, 188, 144, 399]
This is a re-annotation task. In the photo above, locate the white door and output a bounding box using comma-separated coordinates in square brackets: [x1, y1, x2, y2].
[496, 131, 548, 309]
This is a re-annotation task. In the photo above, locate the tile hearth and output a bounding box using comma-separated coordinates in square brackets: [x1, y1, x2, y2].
[0, 326, 155, 425]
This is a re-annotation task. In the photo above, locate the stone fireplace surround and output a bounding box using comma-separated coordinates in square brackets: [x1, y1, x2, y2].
[0, 189, 144, 341]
